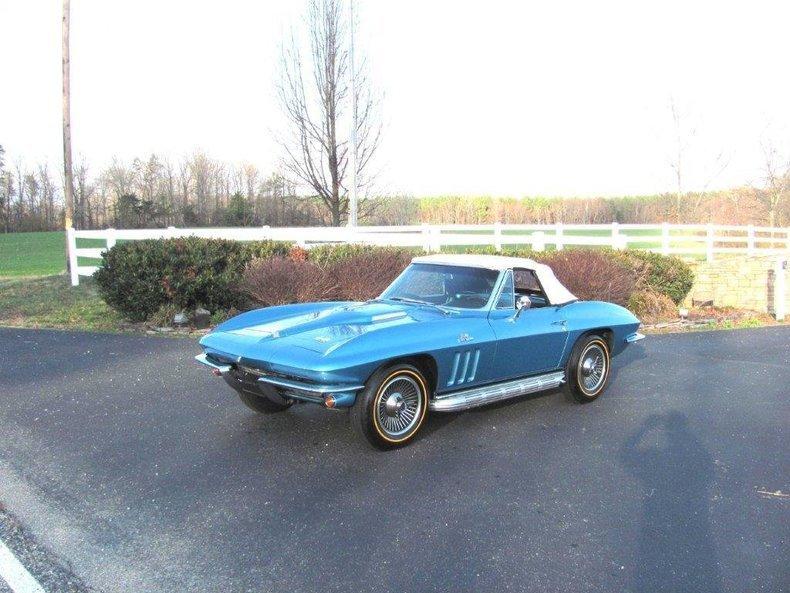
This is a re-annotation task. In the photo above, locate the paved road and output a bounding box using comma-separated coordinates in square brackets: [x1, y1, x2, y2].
[0, 327, 787, 593]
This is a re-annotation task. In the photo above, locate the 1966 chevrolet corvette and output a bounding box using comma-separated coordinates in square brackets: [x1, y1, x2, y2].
[196, 254, 644, 448]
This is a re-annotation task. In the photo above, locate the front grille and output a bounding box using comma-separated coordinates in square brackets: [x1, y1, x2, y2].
[237, 364, 265, 377]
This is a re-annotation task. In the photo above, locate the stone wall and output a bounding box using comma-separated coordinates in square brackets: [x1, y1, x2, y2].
[682, 254, 788, 317]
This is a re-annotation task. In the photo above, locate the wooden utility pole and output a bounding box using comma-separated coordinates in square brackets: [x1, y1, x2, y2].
[62, 0, 74, 243]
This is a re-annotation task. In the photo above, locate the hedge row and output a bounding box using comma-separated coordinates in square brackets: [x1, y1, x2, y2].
[94, 238, 694, 322]
[94, 238, 292, 322]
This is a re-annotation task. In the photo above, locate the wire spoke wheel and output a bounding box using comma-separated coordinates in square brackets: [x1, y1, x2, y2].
[351, 364, 430, 449]
[375, 375, 424, 439]
[578, 343, 608, 395]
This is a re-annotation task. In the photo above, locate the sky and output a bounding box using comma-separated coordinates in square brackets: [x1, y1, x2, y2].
[1, 0, 789, 197]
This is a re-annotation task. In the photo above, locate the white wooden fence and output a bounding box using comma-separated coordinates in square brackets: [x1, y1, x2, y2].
[68, 222, 790, 287]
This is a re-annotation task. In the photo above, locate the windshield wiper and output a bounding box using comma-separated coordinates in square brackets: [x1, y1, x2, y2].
[388, 296, 432, 305]
[387, 296, 457, 315]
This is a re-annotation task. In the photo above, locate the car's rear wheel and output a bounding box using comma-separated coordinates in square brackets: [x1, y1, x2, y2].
[350, 363, 429, 449]
[236, 389, 293, 413]
[565, 334, 611, 402]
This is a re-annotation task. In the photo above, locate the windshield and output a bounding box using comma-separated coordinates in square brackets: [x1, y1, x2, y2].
[381, 263, 500, 309]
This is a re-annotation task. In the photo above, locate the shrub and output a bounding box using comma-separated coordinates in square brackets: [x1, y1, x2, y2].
[95, 238, 293, 321]
[307, 243, 418, 266]
[537, 249, 637, 306]
[242, 256, 337, 306]
[614, 250, 694, 304]
[329, 250, 413, 300]
[627, 289, 678, 324]
[148, 303, 182, 327]
[243, 249, 414, 305]
[239, 240, 294, 261]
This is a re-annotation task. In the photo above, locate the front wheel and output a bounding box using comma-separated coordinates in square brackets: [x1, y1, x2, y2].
[565, 334, 611, 402]
[350, 363, 429, 449]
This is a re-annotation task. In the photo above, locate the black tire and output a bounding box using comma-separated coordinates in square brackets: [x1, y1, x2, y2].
[236, 389, 293, 413]
[565, 334, 611, 403]
[350, 363, 429, 449]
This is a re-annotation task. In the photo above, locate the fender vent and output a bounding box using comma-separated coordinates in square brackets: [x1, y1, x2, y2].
[447, 349, 480, 386]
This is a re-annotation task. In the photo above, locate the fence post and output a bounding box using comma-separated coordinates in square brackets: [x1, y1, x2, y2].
[775, 256, 786, 321]
[421, 224, 430, 253]
[493, 221, 502, 251]
[431, 226, 442, 252]
[532, 231, 546, 252]
[747, 224, 755, 256]
[706, 223, 714, 262]
[555, 222, 564, 251]
[67, 227, 79, 286]
[661, 222, 670, 255]
[611, 221, 626, 250]
[106, 228, 116, 251]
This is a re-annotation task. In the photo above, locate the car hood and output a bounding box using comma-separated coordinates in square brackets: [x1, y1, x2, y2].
[201, 301, 451, 359]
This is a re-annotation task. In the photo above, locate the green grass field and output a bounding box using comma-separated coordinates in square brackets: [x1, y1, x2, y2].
[0, 231, 68, 276]
[0, 231, 106, 277]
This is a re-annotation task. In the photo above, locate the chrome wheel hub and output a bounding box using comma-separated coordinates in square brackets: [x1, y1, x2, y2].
[384, 393, 406, 416]
[376, 375, 424, 438]
[581, 358, 596, 376]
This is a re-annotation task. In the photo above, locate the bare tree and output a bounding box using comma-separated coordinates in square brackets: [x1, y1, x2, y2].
[759, 138, 790, 228]
[668, 98, 691, 220]
[0, 145, 6, 232]
[276, 0, 381, 226]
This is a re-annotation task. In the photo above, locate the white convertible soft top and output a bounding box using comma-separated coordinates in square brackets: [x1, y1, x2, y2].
[411, 253, 578, 305]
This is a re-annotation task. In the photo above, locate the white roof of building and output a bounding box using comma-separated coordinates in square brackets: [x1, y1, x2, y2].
[411, 253, 577, 305]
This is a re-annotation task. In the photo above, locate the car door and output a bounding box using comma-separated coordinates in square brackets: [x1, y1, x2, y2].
[487, 268, 570, 379]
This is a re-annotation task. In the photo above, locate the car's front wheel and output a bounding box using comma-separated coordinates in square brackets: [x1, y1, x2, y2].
[350, 363, 429, 449]
[565, 334, 611, 402]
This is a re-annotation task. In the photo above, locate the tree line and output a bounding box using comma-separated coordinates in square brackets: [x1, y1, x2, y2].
[0, 147, 335, 231]
[1, 141, 787, 232]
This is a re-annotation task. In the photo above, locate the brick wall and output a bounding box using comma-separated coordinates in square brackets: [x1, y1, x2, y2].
[682, 254, 788, 317]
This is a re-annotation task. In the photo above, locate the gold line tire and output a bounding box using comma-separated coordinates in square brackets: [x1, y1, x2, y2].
[350, 363, 429, 449]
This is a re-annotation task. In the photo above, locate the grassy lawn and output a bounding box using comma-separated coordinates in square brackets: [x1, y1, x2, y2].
[0, 231, 67, 276]
[0, 231, 108, 277]
[0, 275, 124, 332]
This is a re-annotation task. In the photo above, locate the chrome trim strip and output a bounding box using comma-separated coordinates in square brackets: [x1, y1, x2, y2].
[430, 371, 566, 412]
[195, 353, 232, 374]
[468, 349, 481, 382]
[459, 351, 471, 384]
[257, 375, 364, 395]
[448, 352, 460, 386]
[625, 332, 645, 343]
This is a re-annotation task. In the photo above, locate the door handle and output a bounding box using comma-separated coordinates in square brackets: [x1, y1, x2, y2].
[551, 320, 567, 327]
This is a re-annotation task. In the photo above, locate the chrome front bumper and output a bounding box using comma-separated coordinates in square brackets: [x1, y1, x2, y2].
[625, 332, 645, 343]
[257, 375, 364, 396]
[195, 353, 233, 374]
[195, 353, 363, 406]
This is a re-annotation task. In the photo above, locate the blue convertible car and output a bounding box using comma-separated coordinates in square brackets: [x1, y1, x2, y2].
[196, 254, 644, 448]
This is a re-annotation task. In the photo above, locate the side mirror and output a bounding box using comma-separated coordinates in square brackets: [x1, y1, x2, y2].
[514, 295, 531, 319]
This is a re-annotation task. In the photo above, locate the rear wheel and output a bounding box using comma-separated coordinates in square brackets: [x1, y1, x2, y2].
[236, 389, 293, 413]
[565, 334, 611, 402]
[350, 363, 429, 449]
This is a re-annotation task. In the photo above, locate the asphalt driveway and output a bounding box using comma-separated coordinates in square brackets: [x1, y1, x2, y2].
[0, 327, 787, 593]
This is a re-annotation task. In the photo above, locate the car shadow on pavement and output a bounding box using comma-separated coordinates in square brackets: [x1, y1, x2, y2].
[619, 411, 722, 593]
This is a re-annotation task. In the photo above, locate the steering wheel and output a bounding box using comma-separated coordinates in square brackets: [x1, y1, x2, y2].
[449, 291, 488, 307]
